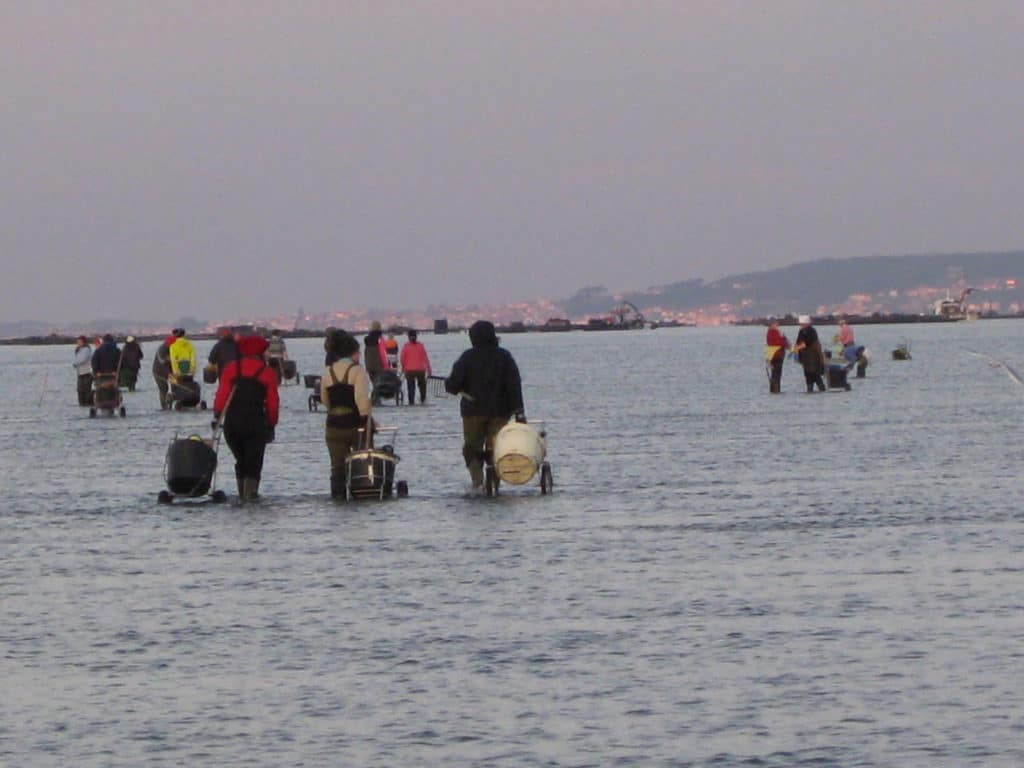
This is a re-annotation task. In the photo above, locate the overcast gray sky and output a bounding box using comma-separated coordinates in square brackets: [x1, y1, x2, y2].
[3, 1, 1023, 323]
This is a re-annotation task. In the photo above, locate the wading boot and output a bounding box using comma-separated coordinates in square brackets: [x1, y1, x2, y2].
[330, 474, 345, 499]
[242, 477, 260, 502]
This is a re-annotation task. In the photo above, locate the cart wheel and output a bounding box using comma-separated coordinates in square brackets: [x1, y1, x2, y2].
[157, 490, 172, 504]
[200, 401, 208, 410]
[396, 481, 409, 498]
[89, 408, 96, 418]
[119, 406, 126, 417]
[211, 490, 227, 503]
[540, 463, 553, 495]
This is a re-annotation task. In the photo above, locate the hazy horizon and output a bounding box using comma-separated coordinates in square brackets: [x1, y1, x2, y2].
[4, 2, 1024, 324]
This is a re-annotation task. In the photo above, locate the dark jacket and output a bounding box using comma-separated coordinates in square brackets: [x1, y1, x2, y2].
[91, 340, 122, 375]
[208, 336, 239, 374]
[796, 326, 825, 375]
[445, 321, 524, 418]
[152, 341, 172, 377]
[364, 329, 384, 376]
[120, 341, 144, 372]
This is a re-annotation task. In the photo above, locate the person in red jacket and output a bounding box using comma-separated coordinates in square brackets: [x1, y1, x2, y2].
[213, 335, 280, 501]
[765, 317, 790, 394]
[399, 329, 432, 404]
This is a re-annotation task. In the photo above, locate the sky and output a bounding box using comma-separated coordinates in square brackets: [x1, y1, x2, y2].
[3, 1, 1023, 324]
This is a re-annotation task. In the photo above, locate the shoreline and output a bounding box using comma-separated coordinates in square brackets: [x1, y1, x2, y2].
[2, 312, 1020, 346]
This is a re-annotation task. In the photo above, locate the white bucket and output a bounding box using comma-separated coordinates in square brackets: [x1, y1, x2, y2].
[493, 422, 546, 485]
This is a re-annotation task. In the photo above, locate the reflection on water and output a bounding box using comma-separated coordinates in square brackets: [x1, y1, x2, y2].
[1, 322, 1022, 766]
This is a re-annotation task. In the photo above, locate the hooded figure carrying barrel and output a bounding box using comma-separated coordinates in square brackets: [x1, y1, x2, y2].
[445, 320, 526, 491]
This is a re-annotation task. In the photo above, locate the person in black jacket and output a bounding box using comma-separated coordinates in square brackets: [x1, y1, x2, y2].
[119, 335, 144, 391]
[208, 327, 238, 377]
[445, 320, 525, 490]
[793, 315, 826, 393]
[91, 334, 122, 375]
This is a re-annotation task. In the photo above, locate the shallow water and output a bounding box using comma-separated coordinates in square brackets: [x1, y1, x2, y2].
[2, 322, 1022, 767]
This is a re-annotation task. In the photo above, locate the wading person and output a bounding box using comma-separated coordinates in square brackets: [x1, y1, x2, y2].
[445, 320, 525, 491]
[119, 335, 144, 391]
[213, 335, 279, 502]
[168, 328, 197, 381]
[73, 335, 93, 406]
[363, 321, 389, 382]
[267, 329, 288, 383]
[321, 332, 373, 498]
[384, 332, 400, 369]
[793, 314, 826, 393]
[152, 335, 174, 409]
[208, 326, 238, 378]
[764, 318, 789, 394]
[91, 334, 121, 376]
[399, 329, 432, 405]
[838, 319, 855, 348]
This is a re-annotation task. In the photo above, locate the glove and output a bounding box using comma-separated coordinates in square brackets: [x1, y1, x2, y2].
[515, 412, 527, 424]
[265, 425, 275, 443]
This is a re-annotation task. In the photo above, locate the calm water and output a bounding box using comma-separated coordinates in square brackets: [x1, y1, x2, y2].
[2, 323, 1022, 767]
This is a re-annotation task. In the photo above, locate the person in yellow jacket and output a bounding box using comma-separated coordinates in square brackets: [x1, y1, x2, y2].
[168, 328, 198, 381]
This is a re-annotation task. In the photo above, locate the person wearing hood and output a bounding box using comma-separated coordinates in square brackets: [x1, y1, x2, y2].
[152, 335, 174, 409]
[400, 329, 432, 405]
[208, 326, 238, 378]
[445, 320, 525, 490]
[793, 315, 826, 393]
[321, 331, 373, 498]
[91, 334, 122, 375]
[119, 335, 144, 391]
[73, 335, 93, 406]
[363, 321, 390, 381]
[213, 335, 280, 502]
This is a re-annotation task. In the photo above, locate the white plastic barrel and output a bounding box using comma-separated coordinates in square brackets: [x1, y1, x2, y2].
[492, 422, 546, 485]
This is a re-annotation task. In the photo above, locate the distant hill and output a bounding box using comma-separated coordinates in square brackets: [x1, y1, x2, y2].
[561, 251, 1024, 320]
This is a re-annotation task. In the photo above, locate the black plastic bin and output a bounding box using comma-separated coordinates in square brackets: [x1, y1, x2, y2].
[171, 377, 201, 407]
[827, 364, 851, 391]
[346, 450, 397, 498]
[166, 437, 217, 497]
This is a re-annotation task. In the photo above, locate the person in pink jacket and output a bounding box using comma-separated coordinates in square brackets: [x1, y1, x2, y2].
[838, 319, 855, 348]
[399, 329, 432, 405]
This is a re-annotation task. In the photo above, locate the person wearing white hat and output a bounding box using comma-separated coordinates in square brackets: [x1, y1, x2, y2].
[119, 335, 145, 391]
[792, 315, 826, 393]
